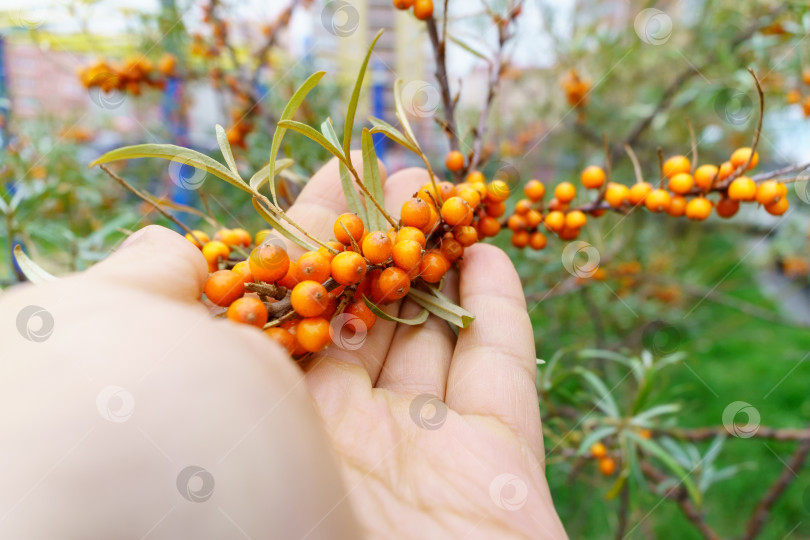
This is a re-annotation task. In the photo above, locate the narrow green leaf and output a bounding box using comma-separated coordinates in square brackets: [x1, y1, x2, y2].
[13, 245, 56, 282]
[251, 198, 318, 252]
[394, 78, 419, 145]
[362, 295, 429, 325]
[249, 158, 294, 192]
[278, 120, 346, 162]
[268, 71, 326, 204]
[0, 195, 9, 215]
[577, 426, 617, 456]
[321, 118, 342, 150]
[90, 144, 250, 193]
[626, 431, 702, 505]
[343, 30, 384, 161]
[339, 162, 368, 226]
[407, 288, 475, 328]
[447, 34, 490, 61]
[630, 403, 681, 426]
[574, 367, 620, 418]
[215, 124, 241, 179]
[361, 129, 385, 231]
[368, 116, 420, 153]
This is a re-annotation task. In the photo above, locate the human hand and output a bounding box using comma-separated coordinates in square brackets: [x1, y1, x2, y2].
[284, 156, 567, 539]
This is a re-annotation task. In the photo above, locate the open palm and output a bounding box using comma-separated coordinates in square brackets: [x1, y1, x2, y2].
[287, 156, 566, 539]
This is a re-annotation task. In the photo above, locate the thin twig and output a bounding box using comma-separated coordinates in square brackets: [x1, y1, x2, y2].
[624, 144, 645, 184]
[100, 165, 201, 245]
[686, 117, 697, 173]
[657, 147, 665, 189]
[426, 17, 460, 159]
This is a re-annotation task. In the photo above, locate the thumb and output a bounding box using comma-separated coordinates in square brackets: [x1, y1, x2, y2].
[87, 225, 208, 302]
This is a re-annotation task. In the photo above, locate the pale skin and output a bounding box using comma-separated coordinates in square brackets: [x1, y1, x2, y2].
[0, 154, 566, 539]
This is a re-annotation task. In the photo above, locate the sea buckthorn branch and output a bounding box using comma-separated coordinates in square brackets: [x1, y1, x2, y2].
[425, 13, 461, 164]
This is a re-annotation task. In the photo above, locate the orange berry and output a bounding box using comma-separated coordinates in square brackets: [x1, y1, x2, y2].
[362, 230, 393, 264]
[524, 179, 546, 201]
[231, 260, 254, 284]
[226, 296, 268, 328]
[445, 150, 464, 172]
[507, 214, 527, 231]
[693, 165, 718, 191]
[565, 210, 587, 229]
[590, 442, 607, 459]
[580, 165, 606, 189]
[393, 0, 414, 9]
[645, 189, 671, 212]
[604, 182, 629, 208]
[401, 198, 432, 229]
[529, 231, 547, 250]
[487, 200, 506, 218]
[295, 251, 331, 284]
[291, 281, 329, 317]
[296, 317, 331, 353]
[185, 230, 210, 249]
[515, 198, 532, 215]
[755, 180, 782, 206]
[730, 147, 759, 170]
[441, 197, 473, 226]
[413, 0, 434, 20]
[478, 216, 501, 237]
[396, 226, 427, 248]
[249, 243, 290, 283]
[254, 229, 272, 246]
[204, 269, 245, 307]
[419, 250, 450, 283]
[422, 204, 440, 234]
[264, 327, 295, 354]
[554, 181, 576, 203]
[511, 230, 529, 248]
[344, 299, 377, 331]
[466, 170, 486, 184]
[662, 155, 690, 179]
[334, 213, 365, 245]
[525, 209, 543, 228]
[599, 457, 616, 476]
[786, 89, 801, 105]
[202, 240, 230, 271]
[717, 161, 735, 181]
[437, 181, 457, 201]
[454, 225, 478, 247]
[685, 197, 712, 221]
[728, 176, 757, 201]
[393, 239, 423, 271]
[558, 227, 580, 241]
[765, 197, 789, 216]
[317, 241, 344, 263]
[547, 197, 568, 212]
[214, 228, 240, 247]
[277, 261, 300, 290]
[441, 236, 464, 262]
[231, 228, 252, 247]
[377, 267, 411, 301]
[331, 251, 367, 285]
[716, 197, 739, 218]
[486, 180, 510, 203]
[456, 186, 482, 209]
[628, 182, 652, 205]
[544, 210, 565, 232]
[668, 173, 694, 195]
[667, 195, 687, 217]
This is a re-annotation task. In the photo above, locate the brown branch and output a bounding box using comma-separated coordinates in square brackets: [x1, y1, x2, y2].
[640, 462, 721, 540]
[742, 438, 810, 540]
[426, 17, 461, 162]
[750, 160, 810, 182]
[658, 425, 810, 442]
[614, 482, 630, 540]
[686, 117, 697, 173]
[470, 18, 509, 171]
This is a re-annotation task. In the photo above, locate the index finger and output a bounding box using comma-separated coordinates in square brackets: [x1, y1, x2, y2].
[444, 243, 544, 460]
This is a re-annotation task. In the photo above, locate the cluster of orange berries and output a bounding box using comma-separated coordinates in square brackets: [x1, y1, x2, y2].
[589, 442, 616, 476]
[78, 54, 177, 96]
[187, 174, 508, 357]
[560, 69, 591, 108]
[785, 68, 810, 117]
[502, 146, 789, 249]
[393, 0, 434, 21]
